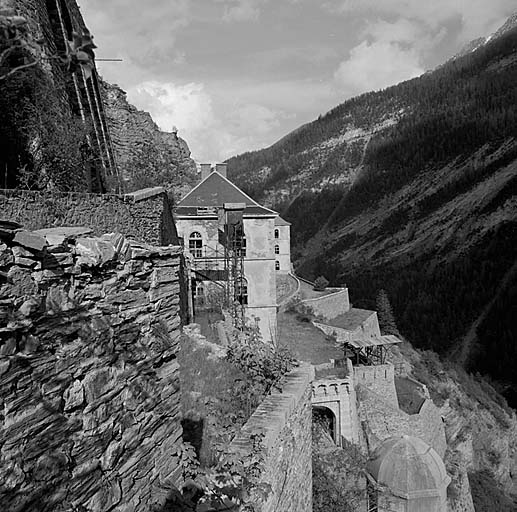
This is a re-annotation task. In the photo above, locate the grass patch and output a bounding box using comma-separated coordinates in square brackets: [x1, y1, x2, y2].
[178, 334, 248, 466]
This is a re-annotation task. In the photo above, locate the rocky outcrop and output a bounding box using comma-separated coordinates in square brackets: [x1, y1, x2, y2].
[101, 81, 198, 200]
[0, 226, 184, 511]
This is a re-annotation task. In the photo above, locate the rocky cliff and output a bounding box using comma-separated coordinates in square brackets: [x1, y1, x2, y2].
[100, 81, 198, 200]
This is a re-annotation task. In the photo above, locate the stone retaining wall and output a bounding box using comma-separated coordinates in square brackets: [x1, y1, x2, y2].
[0, 227, 184, 511]
[230, 364, 315, 512]
[0, 187, 177, 246]
[301, 288, 350, 320]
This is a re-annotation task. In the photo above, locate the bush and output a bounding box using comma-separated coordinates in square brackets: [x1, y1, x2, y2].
[313, 276, 329, 291]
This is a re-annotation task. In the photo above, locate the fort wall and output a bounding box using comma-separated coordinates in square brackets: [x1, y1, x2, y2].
[301, 288, 350, 320]
[230, 364, 315, 512]
[0, 229, 184, 511]
[353, 364, 399, 409]
[0, 187, 177, 246]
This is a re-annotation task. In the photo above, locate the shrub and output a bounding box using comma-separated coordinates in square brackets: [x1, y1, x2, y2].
[313, 276, 329, 291]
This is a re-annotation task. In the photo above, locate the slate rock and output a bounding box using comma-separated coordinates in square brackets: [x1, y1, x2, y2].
[75, 238, 116, 267]
[13, 231, 47, 251]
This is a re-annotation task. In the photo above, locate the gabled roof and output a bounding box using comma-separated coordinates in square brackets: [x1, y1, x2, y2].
[275, 216, 291, 226]
[176, 171, 277, 217]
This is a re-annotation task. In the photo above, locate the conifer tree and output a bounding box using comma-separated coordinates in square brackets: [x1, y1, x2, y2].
[376, 289, 400, 336]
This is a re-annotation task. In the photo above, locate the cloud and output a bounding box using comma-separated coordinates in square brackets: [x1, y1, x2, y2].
[81, 0, 190, 74]
[217, 0, 268, 22]
[324, 0, 516, 41]
[333, 17, 426, 95]
[127, 81, 285, 162]
[334, 40, 424, 94]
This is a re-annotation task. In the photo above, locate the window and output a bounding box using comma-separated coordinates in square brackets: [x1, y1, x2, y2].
[189, 232, 203, 258]
[275, 261, 280, 271]
[274, 229, 279, 239]
[274, 244, 280, 255]
[236, 234, 247, 257]
[236, 279, 248, 305]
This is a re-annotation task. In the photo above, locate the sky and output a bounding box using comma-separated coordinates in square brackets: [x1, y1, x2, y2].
[80, 0, 516, 163]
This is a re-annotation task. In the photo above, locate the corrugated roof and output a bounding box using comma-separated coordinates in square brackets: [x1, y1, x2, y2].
[275, 216, 291, 226]
[344, 336, 401, 349]
[325, 308, 376, 331]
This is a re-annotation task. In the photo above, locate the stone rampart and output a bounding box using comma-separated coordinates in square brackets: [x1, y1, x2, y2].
[354, 364, 398, 409]
[301, 288, 350, 320]
[230, 364, 315, 512]
[357, 388, 447, 458]
[0, 227, 184, 511]
[0, 187, 177, 246]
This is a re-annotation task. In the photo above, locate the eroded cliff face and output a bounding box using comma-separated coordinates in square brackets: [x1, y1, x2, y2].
[100, 81, 198, 200]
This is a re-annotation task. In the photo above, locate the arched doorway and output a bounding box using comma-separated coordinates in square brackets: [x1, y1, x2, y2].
[313, 406, 337, 444]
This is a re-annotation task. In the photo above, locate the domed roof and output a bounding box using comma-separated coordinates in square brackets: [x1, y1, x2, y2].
[367, 435, 450, 499]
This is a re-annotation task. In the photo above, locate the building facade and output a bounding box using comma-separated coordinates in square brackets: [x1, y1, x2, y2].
[175, 164, 291, 342]
[274, 216, 292, 273]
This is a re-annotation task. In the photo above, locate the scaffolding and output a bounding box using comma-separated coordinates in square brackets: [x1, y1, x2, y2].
[189, 202, 246, 330]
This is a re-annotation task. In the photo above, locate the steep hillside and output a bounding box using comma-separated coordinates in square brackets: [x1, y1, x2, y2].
[227, 22, 517, 402]
[100, 81, 198, 199]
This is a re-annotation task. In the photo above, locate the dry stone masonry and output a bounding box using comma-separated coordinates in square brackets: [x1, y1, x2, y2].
[0, 225, 184, 511]
[0, 187, 178, 246]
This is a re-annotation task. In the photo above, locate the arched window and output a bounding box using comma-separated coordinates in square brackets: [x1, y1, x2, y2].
[274, 244, 280, 254]
[274, 229, 279, 239]
[189, 232, 203, 258]
[275, 261, 280, 271]
[236, 278, 248, 305]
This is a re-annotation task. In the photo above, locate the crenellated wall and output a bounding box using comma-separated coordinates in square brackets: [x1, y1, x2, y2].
[353, 364, 398, 409]
[0, 228, 184, 511]
[230, 364, 315, 512]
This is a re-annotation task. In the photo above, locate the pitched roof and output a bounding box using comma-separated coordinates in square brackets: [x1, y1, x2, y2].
[324, 308, 376, 331]
[275, 216, 291, 226]
[177, 171, 277, 217]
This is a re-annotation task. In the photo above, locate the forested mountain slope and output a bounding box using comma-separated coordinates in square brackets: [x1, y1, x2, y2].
[227, 22, 517, 404]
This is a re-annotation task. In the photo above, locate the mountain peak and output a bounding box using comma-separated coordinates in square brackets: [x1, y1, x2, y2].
[492, 11, 517, 40]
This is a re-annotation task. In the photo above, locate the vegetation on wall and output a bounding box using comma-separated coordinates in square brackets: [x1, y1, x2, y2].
[178, 322, 296, 510]
[0, 68, 91, 190]
[312, 416, 367, 512]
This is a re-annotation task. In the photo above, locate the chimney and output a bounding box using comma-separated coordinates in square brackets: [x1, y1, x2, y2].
[216, 163, 227, 178]
[200, 163, 212, 181]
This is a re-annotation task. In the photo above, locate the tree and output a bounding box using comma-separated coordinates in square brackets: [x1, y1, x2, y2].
[376, 289, 400, 336]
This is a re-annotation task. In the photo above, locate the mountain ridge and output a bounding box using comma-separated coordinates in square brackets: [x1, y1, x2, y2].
[226, 16, 517, 413]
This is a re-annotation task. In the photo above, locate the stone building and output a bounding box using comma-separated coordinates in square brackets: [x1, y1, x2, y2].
[1, 0, 119, 191]
[174, 163, 291, 342]
[274, 216, 292, 273]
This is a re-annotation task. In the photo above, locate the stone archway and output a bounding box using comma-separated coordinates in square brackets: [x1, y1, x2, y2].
[313, 405, 337, 443]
